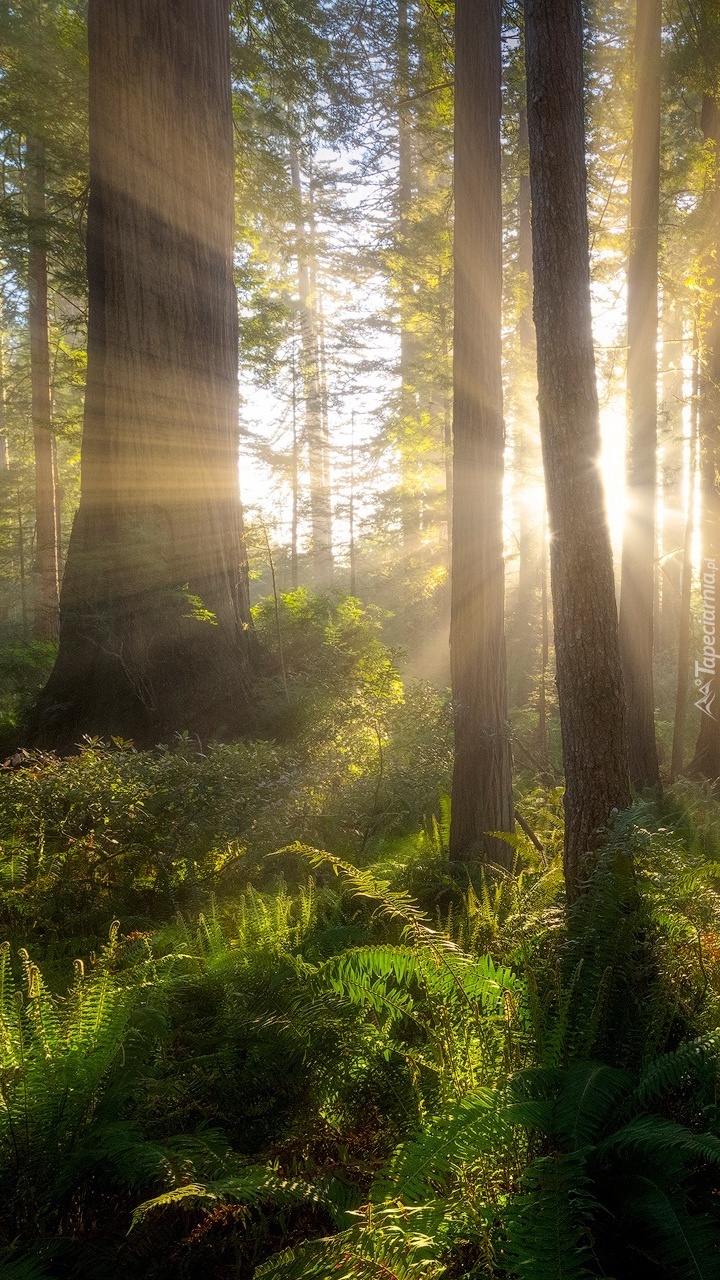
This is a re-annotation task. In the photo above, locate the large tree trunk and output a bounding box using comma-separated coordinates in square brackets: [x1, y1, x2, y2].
[449, 0, 514, 865]
[27, 139, 59, 642]
[689, 95, 720, 779]
[524, 0, 631, 899]
[618, 0, 661, 790]
[28, 0, 254, 750]
[289, 142, 333, 589]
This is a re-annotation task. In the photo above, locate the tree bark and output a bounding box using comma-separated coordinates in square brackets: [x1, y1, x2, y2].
[27, 139, 59, 642]
[28, 0, 254, 749]
[618, 0, 661, 790]
[524, 0, 631, 899]
[449, 0, 514, 865]
[689, 95, 720, 780]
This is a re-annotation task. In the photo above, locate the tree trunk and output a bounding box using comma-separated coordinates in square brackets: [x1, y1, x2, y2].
[689, 96, 720, 779]
[290, 347, 299, 592]
[397, 0, 421, 568]
[27, 139, 59, 642]
[512, 101, 542, 709]
[670, 339, 698, 780]
[289, 142, 333, 588]
[618, 0, 661, 790]
[449, 0, 514, 865]
[28, 0, 254, 750]
[524, 0, 631, 899]
[660, 299, 686, 650]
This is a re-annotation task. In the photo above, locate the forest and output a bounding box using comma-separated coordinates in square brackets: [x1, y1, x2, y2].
[1, 0, 720, 1275]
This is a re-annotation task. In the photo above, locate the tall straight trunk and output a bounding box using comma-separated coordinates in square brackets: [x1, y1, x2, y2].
[27, 139, 59, 641]
[618, 0, 662, 790]
[524, 0, 631, 899]
[29, 0, 254, 750]
[289, 143, 332, 588]
[671, 340, 698, 780]
[397, 0, 420, 564]
[290, 348, 299, 592]
[513, 101, 542, 709]
[349, 416, 357, 598]
[449, 0, 513, 865]
[660, 300, 686, 649]
[689, 96, 720, 779]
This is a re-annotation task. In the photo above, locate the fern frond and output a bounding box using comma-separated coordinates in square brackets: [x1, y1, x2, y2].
[504, 1150, 598, 1280]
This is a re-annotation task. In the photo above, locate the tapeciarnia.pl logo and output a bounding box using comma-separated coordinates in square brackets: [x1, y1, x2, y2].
[696, 558, 718, 719]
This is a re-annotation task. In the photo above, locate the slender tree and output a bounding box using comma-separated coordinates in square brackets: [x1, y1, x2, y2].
[27, 138, 59, 640]
[689, 94, 720, 779]
[449, 0, 513, 864]
[660, 299, 686, 650]
[618, 0, 662, 790]
[671, 338, 698, 781]
[511, 100, 542, 709]
[524, 0, 631, 898]
[289, 140, 333, 588]
[28, 0, 255, 748]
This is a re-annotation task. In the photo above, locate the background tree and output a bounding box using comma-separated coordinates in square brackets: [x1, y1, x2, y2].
[618, 0, 662, 790]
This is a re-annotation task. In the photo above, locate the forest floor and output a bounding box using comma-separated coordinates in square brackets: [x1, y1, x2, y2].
[0, 597, 717, 1278]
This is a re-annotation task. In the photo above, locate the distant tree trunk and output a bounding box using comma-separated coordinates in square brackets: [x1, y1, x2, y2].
[349, 415, 357, 597]
[449, 0, 514, 865]
[660, 300, 686, 649]
[689, 95, 720, 780]
[289, 142, 333, 588]
[618, 0, 661, 790]
[512, 101, 542, 709]
[28, 0, 255, 749]
[397, 0, 420, 567]
[671, 339, 698, 781]
[27, 139, 59, 642]
[524, 0, 631, 899]
[290, 347, 299, 592]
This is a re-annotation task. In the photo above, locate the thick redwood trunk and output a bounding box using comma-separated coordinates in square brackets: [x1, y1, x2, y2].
[618, 0, 661, 790]
[524, 0, 631, 899]
[449, 0, 514, 865]
[28, 0, 254, 749]
[27, 140, 59, 641]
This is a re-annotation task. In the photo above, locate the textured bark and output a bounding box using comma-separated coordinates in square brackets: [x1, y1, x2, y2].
[524, 0, 631, 899]
[618, 0, 661, 790]
[289, 143, 333, 588]
[689, 97, 720, 780]
[449, 0, 514, 865]
[660, 301, 686, 650]
[27, 140, 59, 641]
[28, 0, 254, 749]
